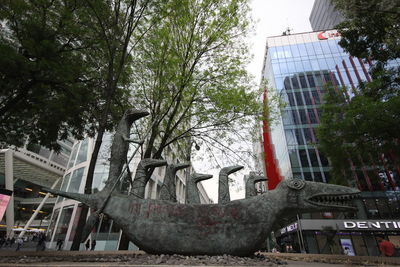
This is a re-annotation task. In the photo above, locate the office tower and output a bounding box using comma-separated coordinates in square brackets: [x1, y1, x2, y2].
[309, 0, 345, 31]
[258, 30, 400, 255]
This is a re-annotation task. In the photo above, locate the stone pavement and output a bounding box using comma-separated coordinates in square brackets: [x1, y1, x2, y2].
[0, 250, 398, 267]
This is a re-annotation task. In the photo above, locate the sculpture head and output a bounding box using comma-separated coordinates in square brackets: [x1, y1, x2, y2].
[124, 108, 149, 124]
[275, 178, 360, 213]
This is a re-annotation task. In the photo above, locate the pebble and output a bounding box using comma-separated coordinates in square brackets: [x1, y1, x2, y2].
[0, 252, 286, 265]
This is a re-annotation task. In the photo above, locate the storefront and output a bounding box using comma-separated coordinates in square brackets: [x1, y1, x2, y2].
[276, 219, 400, 256]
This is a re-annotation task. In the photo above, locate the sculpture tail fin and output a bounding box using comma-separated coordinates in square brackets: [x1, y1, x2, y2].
[43, 187, 97, 208]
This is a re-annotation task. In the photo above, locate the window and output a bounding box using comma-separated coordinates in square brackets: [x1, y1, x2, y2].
[295, 92, 304, 106]
[294, 129, 305, 145]
[76, 139, 88, 165]
[298, 109, 308, 124]
[67, 167, 85, 193]
[291, 76, 300, 89]
[299, 149, 310, 167]
[304, 91, 313, 105]
[287, 93, 295, 106]
[299, 75, 308, 88]
[308, 149, 320, 167]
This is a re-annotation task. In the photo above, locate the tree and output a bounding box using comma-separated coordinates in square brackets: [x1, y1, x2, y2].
[317, 0, 400, 186]
[0, 0, 153, 250]
[131, 0, 261, 167]
[68, 0, 154, 250]
[0, 1, 103, 150]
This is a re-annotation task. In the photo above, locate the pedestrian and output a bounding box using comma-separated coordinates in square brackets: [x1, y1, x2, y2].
[56, 238, 63, 251]
[0, 236, 4, 248]
[91, 239, 96, 251]
[85, 239, 90, 250]
[9, 237, 15, 247]
[15, 238, 23, 251]
[377, 235, 396, 257]
[36, 233, 46, 251]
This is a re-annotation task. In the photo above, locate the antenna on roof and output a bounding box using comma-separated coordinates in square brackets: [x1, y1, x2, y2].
[282, 27, 293, 36]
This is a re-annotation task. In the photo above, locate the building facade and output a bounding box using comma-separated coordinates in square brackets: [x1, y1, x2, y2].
[259, 30, 400, 255]
[47, 134, 212, 251]
[0, 139, 73, 238]
[309, 0, 345, 31]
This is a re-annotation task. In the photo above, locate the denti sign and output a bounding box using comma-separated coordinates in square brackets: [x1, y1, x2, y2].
[317, 31, 341, 40]
[344, 221, 400, 230]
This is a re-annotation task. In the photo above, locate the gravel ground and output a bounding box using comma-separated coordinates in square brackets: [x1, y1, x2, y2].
[0, 253, 287, 265]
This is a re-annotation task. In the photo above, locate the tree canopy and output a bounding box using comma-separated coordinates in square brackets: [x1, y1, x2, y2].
[130, 0, 261, 166]
[0, 0, 134, 151]
[317, 0, 400, 186]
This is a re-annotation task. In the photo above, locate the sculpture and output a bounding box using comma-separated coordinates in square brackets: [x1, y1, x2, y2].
[186, 173, 213, 204]
[245, 172, 267, 198]
[45, 178, 360, 256]
[159, 163, 191, 202]
[218, 165, 243, 204]
[45, 109, 360, 256]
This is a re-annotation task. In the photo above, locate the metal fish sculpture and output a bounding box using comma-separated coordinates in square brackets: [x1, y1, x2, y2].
[45, 178, 359, 256]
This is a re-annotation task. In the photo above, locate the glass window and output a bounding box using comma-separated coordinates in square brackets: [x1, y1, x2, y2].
[291, 76, 300, 89]
[274, 76, 284, 90]
[68, 144, 79, 170]
[304, 91, 313, 105]
[292, 110, 300, 125]
[304, 128, 313, 144]
[53, 205, 74, 241]
[279, 62, 289, 75]
[317, 58, 328, 70]
[287, 93, 295, 106]
[308, 109, 318, 124]
[309, 149, 320, 167]
[290, 44, 301, 58]
[295, 92, 304, 106]
[303, 171, 313, 181]
[307, 75, 316, 87]
[311, 60, 320, 71]
[328, 40, 340, 54]
[304, 43, 315, 56]
[76, 139, 88, 165]
[272, 62, 281, 75]
[312, 42, 323, 55]
[285, 130, 296, 145]
[298, 109, 308, 124]
[270, 47, 278, 59]
[302, 60, 312, 71]
[289, 149, 300, 168]
[67, 167, 85, 193]
[294, 60, 304, 72]
[295, 129, 305, 145]
[312, 91, 321, 105]
[298, 43, 308, 57]
[313, 172, 323, 182]
[299, 75, 308, 88]
[325, 57, 336, 69]
[283, 76, 292, 90]
[299, 149, 310, 167]
[320, 40, 331, 54]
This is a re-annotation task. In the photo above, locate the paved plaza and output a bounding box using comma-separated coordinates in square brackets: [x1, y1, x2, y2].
[0, 250, 399, 267]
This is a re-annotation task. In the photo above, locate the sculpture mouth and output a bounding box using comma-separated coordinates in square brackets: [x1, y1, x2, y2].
[306, 193, 360, 210]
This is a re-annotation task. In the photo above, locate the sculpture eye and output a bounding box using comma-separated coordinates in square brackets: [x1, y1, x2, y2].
[287, 179, 305, 190]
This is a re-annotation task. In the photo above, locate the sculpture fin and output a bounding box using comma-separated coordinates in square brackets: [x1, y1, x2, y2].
[42, 187, 97, 207]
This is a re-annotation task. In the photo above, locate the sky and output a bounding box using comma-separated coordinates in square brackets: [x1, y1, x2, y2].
[197, 0, 316, 203]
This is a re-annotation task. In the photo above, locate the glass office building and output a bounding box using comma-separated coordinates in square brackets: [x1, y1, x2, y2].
[260, 30, 400, 255]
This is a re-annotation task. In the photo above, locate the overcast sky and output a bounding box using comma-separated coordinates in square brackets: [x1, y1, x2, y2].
[198, 0, 316, 202]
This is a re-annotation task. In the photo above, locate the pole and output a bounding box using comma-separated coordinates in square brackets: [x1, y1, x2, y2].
[18, 178, 61, 238]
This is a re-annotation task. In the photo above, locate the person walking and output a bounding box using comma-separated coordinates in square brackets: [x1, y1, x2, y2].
[91, 239, 96, 251]
[15, 238, 23, 251]
[56, 239, 63, 251]
[377, 235, 396, 257]
[85, 239, 90, 251]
